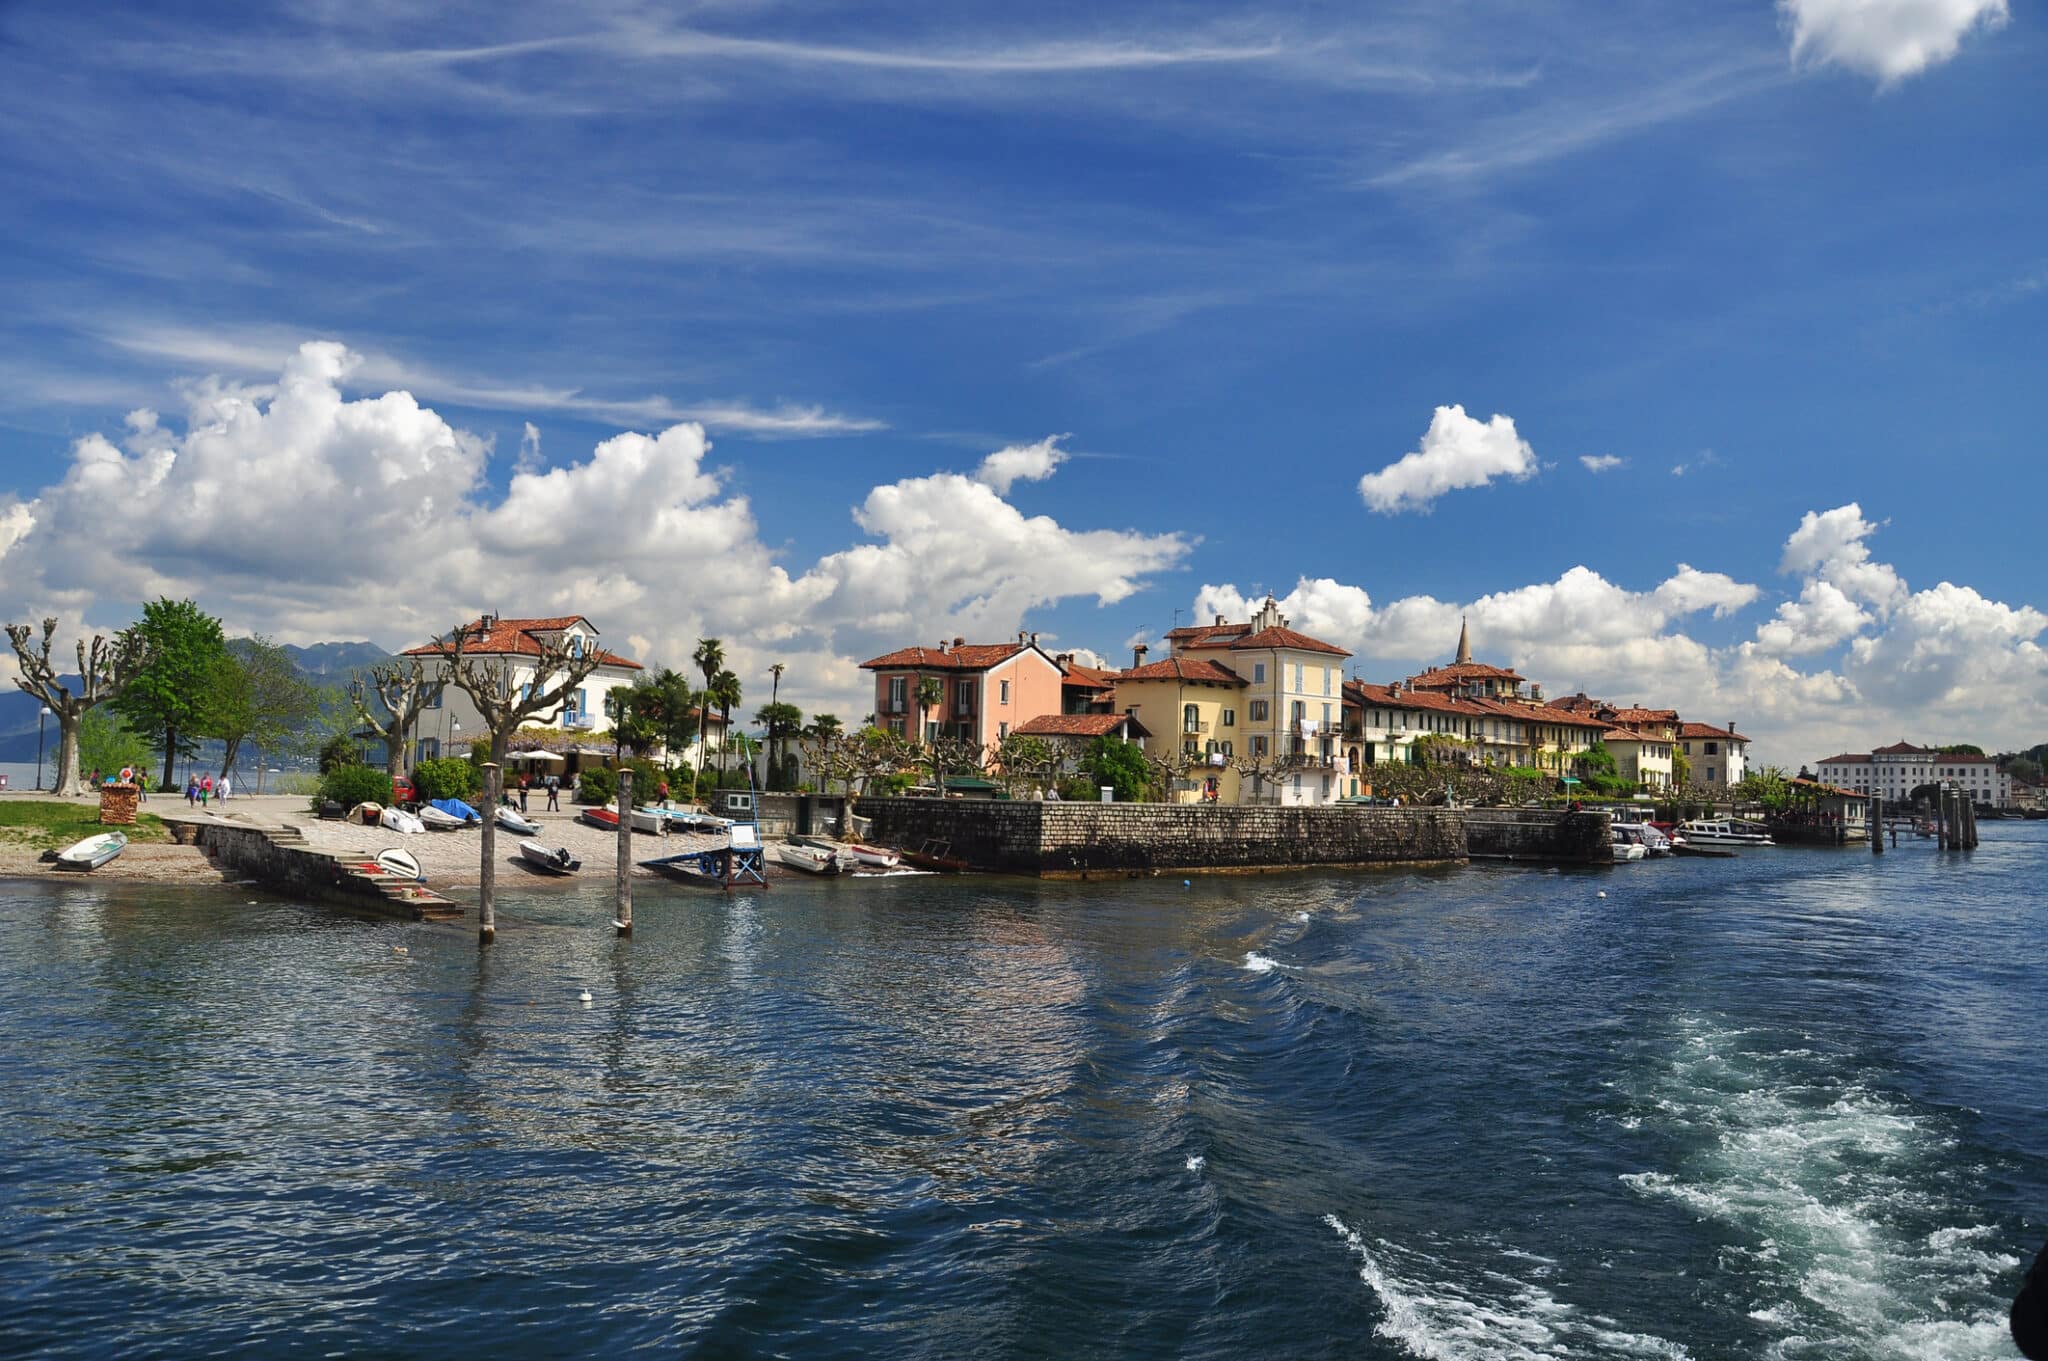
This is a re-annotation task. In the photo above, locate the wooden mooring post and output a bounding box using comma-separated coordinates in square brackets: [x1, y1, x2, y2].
[1870, 796, 1882, 854]
[614, 767, 633, 936]
[479, 761, 500, 944]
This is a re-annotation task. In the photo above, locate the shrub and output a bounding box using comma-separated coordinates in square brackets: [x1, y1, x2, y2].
[620, 756, 661, 806]
[318, 733, 361, 774]
[413, 756, 479, 802]
[577, 767, 617, 805]
[1057, 775, 1102, 802]
[317, 765, 392, 811]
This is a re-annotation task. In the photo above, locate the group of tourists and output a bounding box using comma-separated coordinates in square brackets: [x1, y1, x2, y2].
[184, 772, 229, 807]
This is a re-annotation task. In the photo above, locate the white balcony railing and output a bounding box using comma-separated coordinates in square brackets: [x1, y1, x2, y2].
[564, 712, 595, 731]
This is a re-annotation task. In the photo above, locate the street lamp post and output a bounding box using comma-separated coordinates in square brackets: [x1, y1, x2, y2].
[36, 706, 50, 790]
[449, 716, 460, 761]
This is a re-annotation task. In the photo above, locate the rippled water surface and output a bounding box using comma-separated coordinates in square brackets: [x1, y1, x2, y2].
[3, 827, 2044, 1358]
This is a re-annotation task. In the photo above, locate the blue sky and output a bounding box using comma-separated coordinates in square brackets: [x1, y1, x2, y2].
[0, 0, 2041, 763]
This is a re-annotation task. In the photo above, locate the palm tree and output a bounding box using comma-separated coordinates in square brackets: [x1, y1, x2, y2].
[916, 674, 943, 746]
[711, 668, 742, 783]
[692, 637, 724, 789]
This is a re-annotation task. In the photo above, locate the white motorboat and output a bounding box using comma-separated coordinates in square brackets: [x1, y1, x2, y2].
[628, 806, 670, 835]
[518, 840, 581, 876]
[375, 847, 423, 880]
[417, 804, 467, 831]
[1610, 834, 1647, 862]
[496, 806, 540, 836]
[773, 841, 840, 874]
[1611, 820, 1671, 857]
[379, 806, 425, 835]
[56, 830, 127, 870]
[1676, 817, 1776, 847]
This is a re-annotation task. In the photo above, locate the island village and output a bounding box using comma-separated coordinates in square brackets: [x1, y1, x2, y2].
[4, 597, 2031, 907]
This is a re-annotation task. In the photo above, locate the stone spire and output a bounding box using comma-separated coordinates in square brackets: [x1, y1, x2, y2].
[1454, 615, 1472, 665]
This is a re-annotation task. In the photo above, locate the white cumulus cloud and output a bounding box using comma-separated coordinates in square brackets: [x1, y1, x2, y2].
[0, 342, 1187, 726]
[1357, 405, 1537, 514]
[1579, 454, 1625, 473]
[1781, 0, 2008, 82]
[974, 434, 1070, 495]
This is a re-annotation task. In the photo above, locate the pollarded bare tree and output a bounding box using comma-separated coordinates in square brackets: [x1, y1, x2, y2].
[348, 657, 436, 777]
[6, 617, 150, 797]
[435, 619, 608, 944]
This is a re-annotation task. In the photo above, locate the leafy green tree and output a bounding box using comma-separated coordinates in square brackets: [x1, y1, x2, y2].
[211, 635, 324, 781]
[77, 708, 154, 782]
[691, 638, 725, 789]
[755, 701, 803, 789]
[319, 732, 362, 773]
[604, 685, 661, 761]
[1736, 764, 1793, 811]
[710, 668, 742, 779]
[412, 757, 480, 802]
[112, 598, 229, 790]
[916, 675, 942, 744]
[1081, 736, 1150, 802]
[317, 764, 392, 811]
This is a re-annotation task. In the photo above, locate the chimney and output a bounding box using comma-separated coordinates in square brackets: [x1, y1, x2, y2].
[1029, 631, 1039, 645]
[1056, 652, 1073, 668]
[953, 636, 964, 650]
[938, 639, 949, 654]
[1133, 643, 1150, 668]
[1727, 720, 1737, 735]
[1215, 614, 1226, 627]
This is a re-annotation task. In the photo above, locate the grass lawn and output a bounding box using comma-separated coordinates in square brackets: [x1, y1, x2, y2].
[0, 800, 172, 851]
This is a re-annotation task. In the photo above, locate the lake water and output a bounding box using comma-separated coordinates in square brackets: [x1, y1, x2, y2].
[2, 826, 2042, 1358]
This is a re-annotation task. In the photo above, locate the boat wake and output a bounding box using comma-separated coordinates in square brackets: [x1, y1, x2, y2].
[1325, 1215, 1690, 1360]
[1617, 1017, 2016, 1360]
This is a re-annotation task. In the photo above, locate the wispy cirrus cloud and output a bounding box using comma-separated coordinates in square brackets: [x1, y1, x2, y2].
[96, 323, 884, 437]
[1580, 454, 1625, 473]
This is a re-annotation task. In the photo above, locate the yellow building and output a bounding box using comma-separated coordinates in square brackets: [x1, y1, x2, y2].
[1110, 655, 1248, 803]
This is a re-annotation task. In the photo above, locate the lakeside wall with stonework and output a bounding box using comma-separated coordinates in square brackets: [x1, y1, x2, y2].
[852, 798, 1612, 876]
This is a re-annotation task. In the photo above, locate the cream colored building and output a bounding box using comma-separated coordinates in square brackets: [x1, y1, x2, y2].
[1600, 728, 1675, 791]
[1111, 655, 1247, 803]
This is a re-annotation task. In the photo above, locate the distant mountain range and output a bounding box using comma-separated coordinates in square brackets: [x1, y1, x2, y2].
[0, 639, 392, 763]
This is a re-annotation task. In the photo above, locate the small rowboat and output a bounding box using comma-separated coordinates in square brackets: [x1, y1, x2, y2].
[417, 804, 468, 831]
[56, 831, 127, 871]
[496, 806, 540, 836]
[579, 807, 620, 831]
[375, 847, 423, 880]
[379, 805, 425, 835]
[842, 841, 900, 870]
[897, 840, 969, 873]
[428, 798, 482, 826]
[773, 841, 839, 875]
[347, 801, 384, 825]
[518, 840, 580, 876]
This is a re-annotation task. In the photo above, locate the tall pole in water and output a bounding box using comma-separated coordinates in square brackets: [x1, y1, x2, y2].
[615, 767, 633, 936]
[478, 762, 499, 944]
[35, 706, 49, 790]
[1870, 795, 1882, 853]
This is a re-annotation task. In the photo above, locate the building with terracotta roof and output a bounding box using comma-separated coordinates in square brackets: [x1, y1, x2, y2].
[398, 615, 648, 765]
[1340, 679, 1533, 776]
[1112, 649, 1249, 802]
[1164, 596, 1351, 804]
[1677, 721, 1749, 791]
[1599, 727, 1675, 791]
[859, 633, 1065, 751]
[1815, 742, 2011, 806]
[1052, 653, 1120, 714]
[1011, 711, 1151, 784]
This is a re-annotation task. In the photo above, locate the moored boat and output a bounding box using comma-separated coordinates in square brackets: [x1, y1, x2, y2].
[580, 806, 620, 831]
[55, 831, 127, 870]
[379, 805, 425, 835]
[417, 804, 467, 831]
[375, 847, 423, 880]
[517, 840, 580, 876]
[842, 841, 901, 870]
[897, 839, 970, 873]
[1675, 817, 1775, 847]
[496, 806, 540, 836]
[346, 801, 383, 825]
[427, 798, 481, 826]
[773, 841, 840, 875]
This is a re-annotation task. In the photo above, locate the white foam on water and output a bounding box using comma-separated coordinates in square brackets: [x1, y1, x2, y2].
[1296, 911, 1312, 923]
[1186, 1154, 1205, 1172]
[1324, 1215, 1689, 1360]
[1242, 951, 1287, 973]
[1619, 1017, 2014, 1359]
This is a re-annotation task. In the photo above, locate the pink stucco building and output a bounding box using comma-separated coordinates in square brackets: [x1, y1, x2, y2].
[859, 636, 1068, 748]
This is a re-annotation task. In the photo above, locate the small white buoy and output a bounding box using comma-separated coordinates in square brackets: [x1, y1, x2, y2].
[1597, 890, 1607, 899]
[579, 989, 593, 1004]
[391, 945, 408, 955]
[1183, 879, 1191, 888]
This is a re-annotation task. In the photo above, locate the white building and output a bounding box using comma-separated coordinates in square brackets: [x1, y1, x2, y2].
[399, 615, 645, 764]
[1677, 721, 1749, 791]
[1815, 742, 2013, 807]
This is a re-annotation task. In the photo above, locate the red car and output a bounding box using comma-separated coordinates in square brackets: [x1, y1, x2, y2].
[392, 775, 416, 805]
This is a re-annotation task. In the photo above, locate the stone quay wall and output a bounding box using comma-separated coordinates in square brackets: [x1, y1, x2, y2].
[852, 799, 1469, 876]
[1463, 808, 1613, 864]
[183, 820, 449, 917]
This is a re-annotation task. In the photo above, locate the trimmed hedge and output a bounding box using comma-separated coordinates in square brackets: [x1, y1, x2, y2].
[317, 765, 393, 812]
[413, 756, 478, 802]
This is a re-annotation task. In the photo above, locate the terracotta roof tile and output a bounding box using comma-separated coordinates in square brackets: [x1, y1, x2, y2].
[1118, 657, 1246, 685]
[401, 616, 641, 669]
[1061, 662, 1121, 688]
[1224, 625, 1350, 656]
[1678, 722, 1747, 741]
[1407, 661, 1526, 685]
[1014, 712, 1151, 739]
[1871, 740, 1932, 755]
[1817, 752, 1873, 764]
[860, 643, 1031, 671]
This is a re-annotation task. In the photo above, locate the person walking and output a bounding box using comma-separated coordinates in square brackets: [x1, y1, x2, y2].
[185, 777, 198, 807]
[545, 773, 560, 811]
[199, 774, 211, 809]
[518, 773, 530, 813]
[218, 773, 231, 802]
